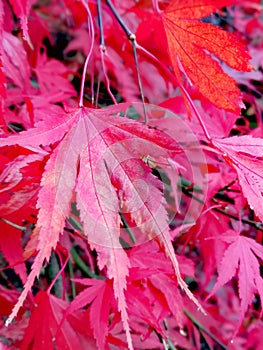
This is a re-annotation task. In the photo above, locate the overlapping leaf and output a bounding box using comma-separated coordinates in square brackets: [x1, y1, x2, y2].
[212, 135, 263, 222]
[68, 279, 115, 350]
[162, 0, 252, 112]
[8, 0, 36, 41]
[21, 291, 97, 349]
[0, 222, 27, 284]
[0, 104, 202, 348]
[206, 231, 263, 333]
[2, 31, 31, 90]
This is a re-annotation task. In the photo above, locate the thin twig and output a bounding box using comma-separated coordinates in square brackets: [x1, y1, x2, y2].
[106, 0, 132, 37]
[213, 207, 263, 231]
[100, 49, 118, 104]
[47, 255, 69, 294]
[97, 0, 105, 49]
[106, 0, 147, 123]
[184, 309, 228, 350]
[181, 183, 263, 231]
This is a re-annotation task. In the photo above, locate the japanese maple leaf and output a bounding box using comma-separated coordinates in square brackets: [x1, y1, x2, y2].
[126, 283, 165, 336]
[206, 231, 263, 333]
[128, 242, 195, 329]
[0, 104, 202, 349]
[67, 278, 115, 350]
[162, 0, 252, 113]
[212, 135, 263, 222]
[21, 291, 97, 350]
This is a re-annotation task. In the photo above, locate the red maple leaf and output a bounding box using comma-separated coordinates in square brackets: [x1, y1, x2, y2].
[0, 221, 27, 284]
[206, 231, 263, 334]
[0, 149, 43, 283]
[161, 0, 252, 113]
[21, 291, 97, 350]
[68, 278, 115, 350]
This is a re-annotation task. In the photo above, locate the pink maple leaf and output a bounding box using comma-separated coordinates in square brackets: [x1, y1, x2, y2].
[0, 104, 203, 349]
[206, 231, 263, 334]
[212, 135, 263, 222]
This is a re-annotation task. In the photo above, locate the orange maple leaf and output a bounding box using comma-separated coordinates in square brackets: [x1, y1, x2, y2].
[162, 0, 252, 113]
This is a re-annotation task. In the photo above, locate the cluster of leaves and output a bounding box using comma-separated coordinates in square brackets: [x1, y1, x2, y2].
[0, 0, 263, 349]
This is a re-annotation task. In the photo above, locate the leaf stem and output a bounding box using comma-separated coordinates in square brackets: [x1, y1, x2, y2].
[100, 50, 118, 104]
[136, 44, 212, 140]
[97, 0, 117, 104]
[152, 0, 161, 14]
[79, 0, 95, 107]
[47, 255, 69, 294]
[0, 218, 26, 231]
